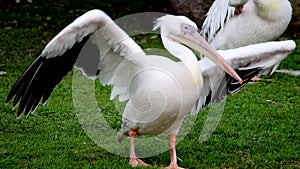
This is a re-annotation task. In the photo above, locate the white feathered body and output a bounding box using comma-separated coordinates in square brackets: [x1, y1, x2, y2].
[210, 0, 292, 49]
[119, 56, 202, 137]
[6, 9, 296, 144]
[89, 21, 203, 137]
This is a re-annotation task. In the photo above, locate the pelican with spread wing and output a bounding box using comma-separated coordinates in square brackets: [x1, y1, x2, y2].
[6, 9, 296, 169]
[6, 9, 242, 169]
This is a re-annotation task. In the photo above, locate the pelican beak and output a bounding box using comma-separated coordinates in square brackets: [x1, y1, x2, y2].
[168, 32, 243, 84]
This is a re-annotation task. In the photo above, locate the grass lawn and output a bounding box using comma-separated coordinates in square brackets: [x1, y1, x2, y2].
[0, 2, 300, 169]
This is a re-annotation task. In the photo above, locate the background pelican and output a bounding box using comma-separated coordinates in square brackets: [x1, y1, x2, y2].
[201, 0, 292, 50]
[6, 9, 242, 169]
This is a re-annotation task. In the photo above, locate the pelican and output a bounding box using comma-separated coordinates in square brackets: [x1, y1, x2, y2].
[6, 9, 296, 168]
[201, 0, 292, 50]
[6, 9, 243, 169]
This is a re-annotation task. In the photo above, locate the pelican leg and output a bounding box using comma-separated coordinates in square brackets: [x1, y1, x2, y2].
[129, 129, 150, 167]
[250, 76, 262, 83]
[165, 134, 185, 169]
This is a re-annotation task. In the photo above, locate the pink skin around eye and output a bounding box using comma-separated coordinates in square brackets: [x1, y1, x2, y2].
[180, 23, 197, 34]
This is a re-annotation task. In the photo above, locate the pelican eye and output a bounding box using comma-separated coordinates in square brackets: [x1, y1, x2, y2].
[180, 23, 197, 34]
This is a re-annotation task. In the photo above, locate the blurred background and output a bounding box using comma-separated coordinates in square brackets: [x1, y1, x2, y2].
[0, 0, 299, 38]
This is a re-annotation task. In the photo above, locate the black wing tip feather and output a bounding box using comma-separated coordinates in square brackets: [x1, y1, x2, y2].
[201, 67, 262, 110]
[7, 36, 90, 117]
[6, 56, 45, 104]
[226, 67, 263, 94]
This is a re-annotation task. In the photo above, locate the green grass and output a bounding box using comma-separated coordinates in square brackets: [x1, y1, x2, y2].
[1, 2, 300, 169]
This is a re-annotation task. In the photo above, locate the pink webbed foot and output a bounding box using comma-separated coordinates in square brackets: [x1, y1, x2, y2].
[165, 164, 185, 169]
[129, 157, 150, 167]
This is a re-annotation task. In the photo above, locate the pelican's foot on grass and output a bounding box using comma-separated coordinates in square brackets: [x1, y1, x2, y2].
[250, 76, 262, 83]
[164, 164, 185, 169]
[129, 157, 150, 167]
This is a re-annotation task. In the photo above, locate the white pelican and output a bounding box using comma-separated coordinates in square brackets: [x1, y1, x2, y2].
[6, 9, 296, 168]
[6, 9, 243, 169]
[201, 0, 292, 50]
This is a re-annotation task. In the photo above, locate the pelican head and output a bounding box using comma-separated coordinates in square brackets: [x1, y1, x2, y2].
[154, 15, 243, 84]
[153, 15, 198, 36]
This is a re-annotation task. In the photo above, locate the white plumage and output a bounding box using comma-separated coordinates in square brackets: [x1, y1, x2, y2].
[196, 40, 296, 113]
[201, 0, 292, 50]
[6, 9, 242, 169]
[6, 9, 296, 169]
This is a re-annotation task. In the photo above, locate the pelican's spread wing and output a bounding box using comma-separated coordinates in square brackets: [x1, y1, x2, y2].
[6, 9, 147, 117]
[220, 40, 296, 76]
[192, 40, 296, 113]
[201, 0, 235, 43]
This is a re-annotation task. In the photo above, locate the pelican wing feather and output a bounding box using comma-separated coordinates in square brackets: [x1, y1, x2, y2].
[192, 40, 296, 114]
[201, 0, 235, 43]
[6, 9, 147, 117]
